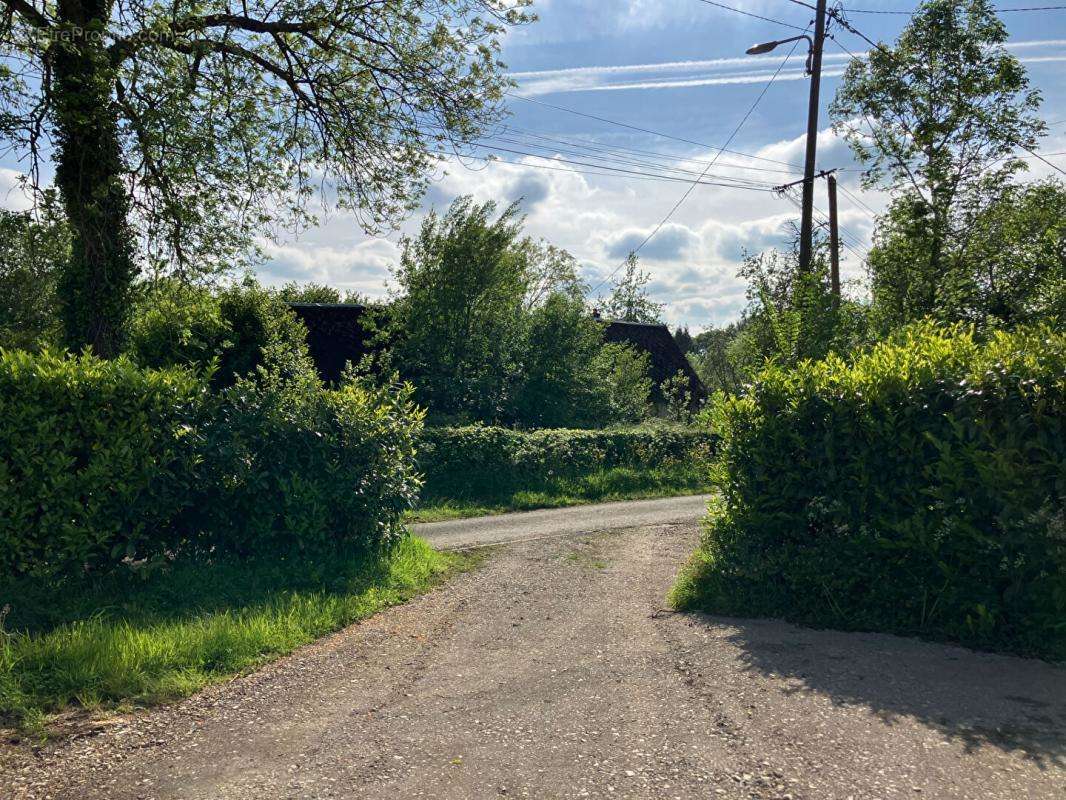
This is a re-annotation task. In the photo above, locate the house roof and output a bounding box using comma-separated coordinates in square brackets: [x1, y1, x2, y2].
[603, 319, 707, 403]
[288, 303, 374, 383]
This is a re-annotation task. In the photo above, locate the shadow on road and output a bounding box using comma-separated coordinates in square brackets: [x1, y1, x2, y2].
[687, 613, 1066, 768]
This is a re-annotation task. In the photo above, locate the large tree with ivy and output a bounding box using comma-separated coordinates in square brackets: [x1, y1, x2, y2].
[0, 0, 530, 355]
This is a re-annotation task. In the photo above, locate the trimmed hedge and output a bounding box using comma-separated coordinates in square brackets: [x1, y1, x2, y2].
[672, 324, 1066, 659]
[418, 424, 715, 499]
[0, 349, 423, 576]
[0, 349, 203, 575]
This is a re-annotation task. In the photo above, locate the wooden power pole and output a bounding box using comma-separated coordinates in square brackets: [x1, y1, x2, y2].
[798, 0, 828, 273]
[827, 173, 840, 303]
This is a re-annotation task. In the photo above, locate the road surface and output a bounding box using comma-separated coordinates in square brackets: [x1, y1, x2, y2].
[413, 493, 713, 549]
[4, 508, 1065, 799]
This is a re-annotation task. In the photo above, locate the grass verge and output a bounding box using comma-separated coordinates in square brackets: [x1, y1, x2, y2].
[0, 537, 477, 732]
[407, 465, 712, 523]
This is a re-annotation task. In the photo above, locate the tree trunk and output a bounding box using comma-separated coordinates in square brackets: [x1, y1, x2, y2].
[52, 0, 136, 357]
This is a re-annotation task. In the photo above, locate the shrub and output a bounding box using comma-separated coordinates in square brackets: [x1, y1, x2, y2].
[419, 424, 715, 500]
[189, 371, 424, 556]
[0, 350, 424, 576]
[128, 281, 231, 372]
[0, 349, 204, 575]
[672, 323, 1066, 659]
[128, 278, 315, 387]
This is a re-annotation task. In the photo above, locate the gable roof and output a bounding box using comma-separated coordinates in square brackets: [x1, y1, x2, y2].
[603, 319, 707, 403]
[288, 303, 375, 383]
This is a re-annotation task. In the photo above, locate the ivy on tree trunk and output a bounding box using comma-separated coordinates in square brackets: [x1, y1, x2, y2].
[52, 0, 137, 357]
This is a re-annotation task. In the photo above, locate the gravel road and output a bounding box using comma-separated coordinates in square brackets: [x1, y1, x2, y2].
[412, 494, 714, 549]
[4, 520, 1065, 799]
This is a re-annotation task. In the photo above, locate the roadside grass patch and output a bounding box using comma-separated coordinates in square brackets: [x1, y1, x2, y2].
[0, 537, 476, 730]
[407, 464, 711, 523]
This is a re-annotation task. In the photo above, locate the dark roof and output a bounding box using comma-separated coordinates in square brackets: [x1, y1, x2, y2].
[603, 319, 707, 403]
[289, 303, 375, 383]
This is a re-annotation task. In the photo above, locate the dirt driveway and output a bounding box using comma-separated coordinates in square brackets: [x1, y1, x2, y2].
[4, 522, 1065, 799]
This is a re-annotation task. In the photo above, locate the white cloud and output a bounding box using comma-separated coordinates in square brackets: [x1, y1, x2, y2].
[0, 168, 33, 212]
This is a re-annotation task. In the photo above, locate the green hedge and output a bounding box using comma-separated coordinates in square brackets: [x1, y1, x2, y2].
[0, 349, 203, 575]
[0, 349, 423, 576]
[672, 324, 1066, 659]
[418, 424, 715, 499]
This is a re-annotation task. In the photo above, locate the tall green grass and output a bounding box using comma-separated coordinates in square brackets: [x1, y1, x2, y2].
[0, 537, 473, 729]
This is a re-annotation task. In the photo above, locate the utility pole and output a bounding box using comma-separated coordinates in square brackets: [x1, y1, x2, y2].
[827, 173, 840, 303]
[799, 0, 828, 274]
[743, 0, 829, 272]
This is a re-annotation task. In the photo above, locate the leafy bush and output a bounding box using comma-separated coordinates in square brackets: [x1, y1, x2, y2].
[188, 371, 424, 556]
[419, 424, 714, 500]
[0, 349, 204, 575]
[128, 278, 315, 387]
[672, 323, 1066, 659]
[128, 281, 231, 372]
[0, 349, 424, 576]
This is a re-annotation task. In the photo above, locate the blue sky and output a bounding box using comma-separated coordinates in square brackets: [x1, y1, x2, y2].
[3, 1, 1065, 328]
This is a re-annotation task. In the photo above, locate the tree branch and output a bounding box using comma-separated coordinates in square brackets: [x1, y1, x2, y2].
[1, 0, 51, 29]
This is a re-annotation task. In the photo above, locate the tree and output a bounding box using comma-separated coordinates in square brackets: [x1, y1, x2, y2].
[0, 193, 69, 349]
[831, 0, 1045, 299]
[673, 326, 694, 354]
[601, 253, 664, 323]
[0, 0, 532, 355]
[391, 197, 529, 421]
[689, 323, 746, 394]
[869, 180, 1066, 331]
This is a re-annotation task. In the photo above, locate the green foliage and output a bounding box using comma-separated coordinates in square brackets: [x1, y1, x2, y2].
[869, 181, 1066, 332]
[672, 324, 1066, 659]
[391, 196, 653, 427]
[0, 348, 424, 577]
[600, 253, 664, 323]
[190, 371, 424, 557]
[662, 369, 701, 425]
[51, 20, 139, 357]
[0, 195, 68, 350]
[128, 281, 230, 373]
[0, 348, 204, 576]
[128, 278, 317, 388]
[688, 323, 748, 394]
[513, 293, 609, 428]
[589, 343, 655, 425]
[730, 244, 869, 375]
[276, 282, 367, 304]
[419, 424, 715, 502]
[0, 536, 469, 726]
[832, 0, 1046, 315]
[392, 196, 528, 420]
[214, 280, 318, 387]
[2, 0, 533, 354]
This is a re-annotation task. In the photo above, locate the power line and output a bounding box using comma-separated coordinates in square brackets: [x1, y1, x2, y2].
[835, 181, 880, 219]
[439, 149, 779, 190]
[461, 141, 779, 188]
[478, 134, 783, 186]
[1013, 142, 1066, 176]
[843, 4, 1066, 13]
[590, 32, 808, 295]
[505, 92, 806, 168]
[493, 126, 806, 175]
[693, 0, 812, 31]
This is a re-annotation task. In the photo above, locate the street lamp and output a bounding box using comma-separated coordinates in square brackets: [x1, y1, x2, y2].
[745, 35, 814, 73]
[743, 0, 828, 274]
